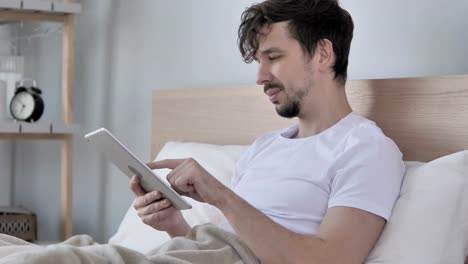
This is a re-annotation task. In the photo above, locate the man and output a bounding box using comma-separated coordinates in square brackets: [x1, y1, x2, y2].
[130, 0, 405, 263]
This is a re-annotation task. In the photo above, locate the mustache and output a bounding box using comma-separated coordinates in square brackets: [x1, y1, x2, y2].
[264, 83, 284, 94]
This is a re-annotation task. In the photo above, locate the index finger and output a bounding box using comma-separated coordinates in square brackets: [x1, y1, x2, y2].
[146, 159, 186, 170]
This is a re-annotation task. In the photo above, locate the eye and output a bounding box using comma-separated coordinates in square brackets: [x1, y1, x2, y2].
[268, 55, 281, 61]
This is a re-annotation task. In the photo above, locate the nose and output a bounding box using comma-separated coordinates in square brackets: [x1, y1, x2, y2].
[256, 62, 273, 85]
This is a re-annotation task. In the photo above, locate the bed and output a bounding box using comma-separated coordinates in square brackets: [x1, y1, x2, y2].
[133, 74, 467, 263]
[110, 75, 468, 262]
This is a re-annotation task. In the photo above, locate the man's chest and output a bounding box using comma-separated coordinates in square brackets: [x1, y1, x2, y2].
[233, 151, 334, 214]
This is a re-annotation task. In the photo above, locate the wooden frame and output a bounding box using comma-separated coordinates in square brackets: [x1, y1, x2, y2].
[0, 10, 66, 22]
[60, 10, 74, 241]
[0, 8, 76, 240]
[151, 75, 468, 162]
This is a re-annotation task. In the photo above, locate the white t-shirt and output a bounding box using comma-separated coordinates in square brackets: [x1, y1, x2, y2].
[220, 112, 405, 236]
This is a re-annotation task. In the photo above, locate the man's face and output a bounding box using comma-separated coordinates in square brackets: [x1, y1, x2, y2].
[255, 22, 317, 118]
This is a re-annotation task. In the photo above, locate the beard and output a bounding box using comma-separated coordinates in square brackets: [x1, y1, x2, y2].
[276, 98, 301, 118]
[265, 84, 309, 118]
[264, 82, 310, 119]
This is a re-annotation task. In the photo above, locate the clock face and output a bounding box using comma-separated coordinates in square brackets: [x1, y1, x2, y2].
[10, 92, 35, 120]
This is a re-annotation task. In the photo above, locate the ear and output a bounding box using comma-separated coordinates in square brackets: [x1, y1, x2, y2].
[316, 39, 335, 73]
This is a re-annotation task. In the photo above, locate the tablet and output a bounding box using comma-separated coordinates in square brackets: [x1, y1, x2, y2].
[84, 128, 192, 210]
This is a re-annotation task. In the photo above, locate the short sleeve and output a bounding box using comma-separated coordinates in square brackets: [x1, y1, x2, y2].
[328, 125, 405, 220]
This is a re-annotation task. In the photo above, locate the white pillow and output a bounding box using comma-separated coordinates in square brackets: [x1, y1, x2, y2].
[108, 141, 249, 254]
[366, 150, 468, 264]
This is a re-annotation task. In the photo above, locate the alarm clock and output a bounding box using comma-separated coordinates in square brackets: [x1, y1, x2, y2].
[9, 80, 44, 123]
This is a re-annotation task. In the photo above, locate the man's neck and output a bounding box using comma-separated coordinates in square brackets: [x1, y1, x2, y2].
[294, 84, 352, 139]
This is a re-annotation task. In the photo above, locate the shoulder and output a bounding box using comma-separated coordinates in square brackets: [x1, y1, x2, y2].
[329, 114, 404, 176]
[342, 115, 401, 157]
[328, 116, 405, 221]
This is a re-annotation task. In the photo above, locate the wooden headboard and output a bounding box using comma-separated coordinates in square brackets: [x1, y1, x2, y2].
[151, 75, 468, 162]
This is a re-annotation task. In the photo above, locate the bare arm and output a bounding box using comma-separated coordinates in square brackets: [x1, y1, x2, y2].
[218, 188, 385, 264]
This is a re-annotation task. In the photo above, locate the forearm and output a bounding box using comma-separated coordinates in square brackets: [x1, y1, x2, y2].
[217, 188, 326, 264]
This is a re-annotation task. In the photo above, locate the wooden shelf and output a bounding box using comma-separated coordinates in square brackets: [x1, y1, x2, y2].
[0, 0, 81, 14]
[0, 0, 81, 23]
[0, 1, 78, 240]
[0, 122, 79, 139]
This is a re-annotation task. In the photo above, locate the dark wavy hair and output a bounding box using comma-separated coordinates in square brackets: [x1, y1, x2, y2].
[238, 0, 354, 84]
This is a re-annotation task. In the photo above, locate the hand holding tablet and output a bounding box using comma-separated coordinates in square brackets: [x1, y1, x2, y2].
[84, 128, 192, 210]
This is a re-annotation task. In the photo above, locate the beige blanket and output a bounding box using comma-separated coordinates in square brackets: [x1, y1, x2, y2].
[0, 224, 260, 264]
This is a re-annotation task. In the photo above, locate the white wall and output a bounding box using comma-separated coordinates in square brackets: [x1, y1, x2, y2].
[7, 0, 468, 242]
[342, 0, 468, 79]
